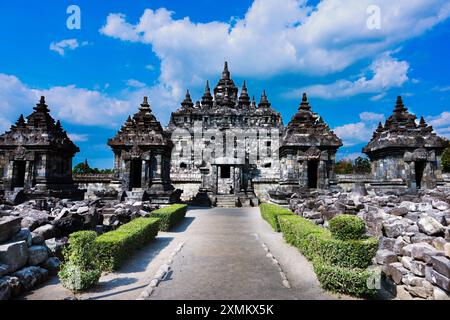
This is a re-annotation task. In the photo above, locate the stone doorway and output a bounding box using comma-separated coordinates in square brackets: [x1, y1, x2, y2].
[218, 165, 234, 195]
[130, 159, 142, 190]
[307, 160, 318, 189]
[12, 161, 26, 189]
[415, 161, 426, 189]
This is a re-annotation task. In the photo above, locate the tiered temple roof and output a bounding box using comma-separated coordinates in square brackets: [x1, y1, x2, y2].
[281, 93, 342, 148]
[108, 97, 171, 148]
[168, 62, 283, 128]
[363, 96, 448, 155]
[0, 96, 79, 155]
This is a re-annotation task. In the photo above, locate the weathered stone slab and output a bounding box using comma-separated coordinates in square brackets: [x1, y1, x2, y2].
[12, 266, 48, 291]
[32, 224, 57, 240]
[418, 216, 444, 236]
[0, 241, 28, 272]
[41, 257, 61, 276]
[27, 246, 48, 266]
[431, 256, 450, 278]
[0, 217, 22, 243]
[429, 270, 450, 292]
[385, 262, 409, 284]
[11, 228, 32, 247]
[410, 260, 426, 277]
[376, 250, 398, 265]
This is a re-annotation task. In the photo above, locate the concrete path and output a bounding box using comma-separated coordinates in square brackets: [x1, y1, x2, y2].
[22, 207, 342, 300]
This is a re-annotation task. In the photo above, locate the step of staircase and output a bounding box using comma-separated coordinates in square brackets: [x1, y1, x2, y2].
[215, 195, 237, 208]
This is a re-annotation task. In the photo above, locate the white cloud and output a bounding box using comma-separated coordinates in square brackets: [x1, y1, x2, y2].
[334, 111, 385, 146]
[0, 73, 134, 129]
[68, 133, 89, 142]
[0, 73, 180, 131]
[291, 54, 410, 99]
[50, 39, 89, 56]
[126, 79, 146, 88]
[99, 0, 450, 99]
[359, 112, 385, 122]
[427, 111, 450, 139]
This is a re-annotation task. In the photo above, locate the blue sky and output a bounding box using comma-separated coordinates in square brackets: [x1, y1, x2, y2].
[0, 0, 449, 168]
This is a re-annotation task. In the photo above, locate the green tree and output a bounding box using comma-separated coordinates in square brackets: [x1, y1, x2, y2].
[442, 147, 450, 173]
[335, 160, 354, 174]
[73, 159, 113, 174]
[354, 157, 371, 174]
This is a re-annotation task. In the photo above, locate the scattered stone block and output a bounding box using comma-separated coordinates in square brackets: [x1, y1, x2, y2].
[27, 246, 48, 266]
[418, 216, 444, 236]
[429, 270, 450, 292]
[41, 257, 61, 276]
[431, 256, 450, 278]
[432, 237, 447, 251]
[376, 250, 398, 265]
[433, 287, 450, 300]
[0, 217, 22, 243]
[385, 262, 409, 284]
[12, 266, 48, 291]
[32, 224, 57, 240]
[11, 228, 32, 247]
[0, 241, 28, 272]
[401, 256, 412, 270]
[410, 260, 426, 277]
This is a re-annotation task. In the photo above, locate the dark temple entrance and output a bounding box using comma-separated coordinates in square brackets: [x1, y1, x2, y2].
[130, 159, 142, 190]
[307, 160, 318, 189]
[415, 161, 425, 189]
[12, 161, 26, 189]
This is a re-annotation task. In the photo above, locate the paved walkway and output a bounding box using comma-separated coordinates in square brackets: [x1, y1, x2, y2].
[22, 207, 342, 300]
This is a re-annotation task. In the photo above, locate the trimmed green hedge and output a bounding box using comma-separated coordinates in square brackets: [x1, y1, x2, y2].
[278, 214, 379, 297]
[59, 231, 101, 292]
[308, 232, 378, 269]
[95, 217, 160, 271]
[259, 203, 294, 232]
[314, 262, 378, 298]
[150, 204, 188, 231]
[329, 214, 366, 241]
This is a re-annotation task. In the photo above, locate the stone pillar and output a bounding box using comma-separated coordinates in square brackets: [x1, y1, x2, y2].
[141, 159, 147, 188]
[318, 160, 326, 189]
[24, 161, 31, 189]
[155, 153, 162, 181]
[235, 166, 241, 194]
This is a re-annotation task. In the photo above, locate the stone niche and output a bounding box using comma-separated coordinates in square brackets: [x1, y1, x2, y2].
[363, 96, 448, 192]
[108, 97, 181, 204]
[0, 97, 83, 203]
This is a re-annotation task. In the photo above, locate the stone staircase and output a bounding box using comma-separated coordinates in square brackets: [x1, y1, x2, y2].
[215, 195, 237, 208]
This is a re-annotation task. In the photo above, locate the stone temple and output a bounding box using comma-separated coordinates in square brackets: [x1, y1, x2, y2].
[0, 97, 83, 203]
[363, 96, 448, 192]
[0, 64, 448, 207]
[107, 97, 181, 204]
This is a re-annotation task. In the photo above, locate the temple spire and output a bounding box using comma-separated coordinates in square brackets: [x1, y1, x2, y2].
[394, 96, 407, 113]
[222, 61, 230, 80]
[299, 93, 311, 111]
[251, 96, 257, 109]
[15, 114, 26, 128]
[258, 90, 271, 108]
[238, 80, 250, 107]
[139, 96, 151, 112]
[201, 81, 213, 108]
[182, 90, 194, 109]
[34, 96, 50, 112]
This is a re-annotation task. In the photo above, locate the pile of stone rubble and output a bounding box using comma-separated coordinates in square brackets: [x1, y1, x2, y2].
[290, 187, 450, 300]
[0, 198, 159, 300]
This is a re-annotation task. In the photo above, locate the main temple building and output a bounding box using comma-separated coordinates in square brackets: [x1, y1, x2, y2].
[107, 63, 343, 206]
